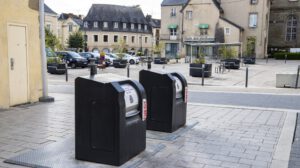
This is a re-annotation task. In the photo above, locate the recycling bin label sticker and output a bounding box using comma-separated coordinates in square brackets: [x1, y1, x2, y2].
[142, 99, 147, 121]
[185, 87, 188, 103]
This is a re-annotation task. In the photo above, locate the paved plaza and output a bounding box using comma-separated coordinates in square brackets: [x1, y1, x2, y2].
[0, 59, 299, 168]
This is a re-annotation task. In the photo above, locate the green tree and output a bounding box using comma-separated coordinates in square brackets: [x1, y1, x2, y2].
[153, 42, 164, 57]
[45, 28, 59, 50]
[68, 31, 84, 51]
[113, 39, 128, 53]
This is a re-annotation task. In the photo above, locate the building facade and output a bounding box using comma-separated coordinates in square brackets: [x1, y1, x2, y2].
[160, 0, 270, 59]
[0, 0, 43, 108]
[83, 4, 152, 54]
[268, 0, 300, 52]
[45, 4, 58, 37]
[58, 13, 83, 48]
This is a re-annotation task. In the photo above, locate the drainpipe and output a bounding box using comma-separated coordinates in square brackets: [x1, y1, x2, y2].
[39, 0, 54, 102]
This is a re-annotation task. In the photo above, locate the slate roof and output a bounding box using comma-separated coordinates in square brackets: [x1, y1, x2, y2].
[220, 17, 244, 31]
[84, 4, 148, 24]
[44, 4, 57, 15]
[146, 16, 161, 28]
[58, 13, 83, 26]
[161, 0, 188, 6]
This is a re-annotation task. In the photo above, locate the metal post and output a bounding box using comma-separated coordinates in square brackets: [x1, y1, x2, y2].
[147, 57, 151, 70]
[39, 0, 54, 102]
[65, 62, 68, 82]
[190, 45, 193, 63]
[89, 58, 97, 76]
[295, 65, 300, 89]
[127, 63, 130, 77]
[285, 54, 287, 64]
[202, 64, 205, 86]
[245, 66, 249, 88]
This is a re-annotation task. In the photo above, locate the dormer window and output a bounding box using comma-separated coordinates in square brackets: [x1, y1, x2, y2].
[93, 22, 98, 28]
[103, 22, 108, 28]
[123, 23, 127, 29]
[84, 21, 88, 28]
[114, 22, 119, 29]
[144, 25, 148, 31]
[138, 24, 141, 30]
[131, 23, 135, 29]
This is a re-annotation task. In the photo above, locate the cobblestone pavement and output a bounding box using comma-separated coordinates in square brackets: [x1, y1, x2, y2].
[0, 93, 294, 168]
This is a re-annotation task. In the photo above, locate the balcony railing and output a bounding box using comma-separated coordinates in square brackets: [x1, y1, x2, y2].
[160, 34, 181, 41]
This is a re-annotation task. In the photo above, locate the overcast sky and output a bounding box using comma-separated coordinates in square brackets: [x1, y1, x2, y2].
[44, 0, 162, 19]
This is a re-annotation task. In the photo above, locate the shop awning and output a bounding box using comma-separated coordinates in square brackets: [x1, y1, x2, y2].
[198, 24, 209, 29]
[168, 24, 178, 29]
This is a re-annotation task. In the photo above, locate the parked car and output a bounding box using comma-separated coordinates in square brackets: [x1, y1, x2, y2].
[105, 53, 118, 65]
[79, 52, 100, 64]
[56, 51, 88, 68]
[114, 53, 140, 64]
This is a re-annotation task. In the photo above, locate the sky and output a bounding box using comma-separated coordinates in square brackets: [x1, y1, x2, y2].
[44, 0, 162, 19]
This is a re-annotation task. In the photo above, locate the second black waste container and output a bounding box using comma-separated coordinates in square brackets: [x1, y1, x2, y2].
[139, 70, 188, 133]
[75, 74, 147, 166]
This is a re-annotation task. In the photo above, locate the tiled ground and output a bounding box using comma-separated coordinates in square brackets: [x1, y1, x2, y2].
[0, 93, 289, 168]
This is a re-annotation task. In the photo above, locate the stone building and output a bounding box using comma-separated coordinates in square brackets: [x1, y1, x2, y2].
[160, 0, 270, 59]
[268, 0, 300, 52]
[82, 4, 153, 54]
[44, 4, 58, 37]
[58, 13, 83, 48]
[0, 0, 43, 108]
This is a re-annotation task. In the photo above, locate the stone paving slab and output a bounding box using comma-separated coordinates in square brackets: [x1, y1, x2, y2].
[0, 93, 293, 168]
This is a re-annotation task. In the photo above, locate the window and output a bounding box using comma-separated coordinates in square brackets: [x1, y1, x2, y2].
[145, 37, 148, 43]
[84, 21, 88, 28]
[224, 27, 230, 35]
[250, 0, 258, 4]
[103, 22, 108, 28]
[94, 35, 98, 42]
[114, 22, 118, 29]
[114, 35, 118, 42]
[68, 24, 73, 32]
[93, 22, 98, 28]
[84, 35, 88, 42]
[103, 35, 108, 42]
[170, 28, 177, 36]
[144, 25, 148, 31]
[186, 11, 193, 20]
[171, 8, 176, 17]
[200, 29, 208, 35]
[286, 15, 297, 41]
[123, 23, 127, 29]
[249, 13, 258, 28]
[131, 23, 135, 29]
[132, 36, 135, 43]
[138, 24, 141, 30]
[123, 36, 127, 42]
[46, 24, 51, 30]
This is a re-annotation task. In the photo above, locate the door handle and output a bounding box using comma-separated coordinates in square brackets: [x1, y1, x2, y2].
[10, 58, 14, 70]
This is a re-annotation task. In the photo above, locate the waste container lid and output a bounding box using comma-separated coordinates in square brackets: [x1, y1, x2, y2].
[82, 73, 129, 83]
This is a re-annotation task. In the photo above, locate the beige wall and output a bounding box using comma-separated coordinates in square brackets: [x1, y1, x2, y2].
[58, 18, 80, 48]
[183, 0, 220, 38]
[45, 13, 58, 36]
[0, 0, 42, 108]
[221, 0, 270, 58]
[85, 31, 152, 53]
[218, 19, 241, 43]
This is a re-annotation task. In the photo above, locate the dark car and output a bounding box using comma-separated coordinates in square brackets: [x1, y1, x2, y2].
[79, 52, 100, 64]
[56, 51, 88, 68]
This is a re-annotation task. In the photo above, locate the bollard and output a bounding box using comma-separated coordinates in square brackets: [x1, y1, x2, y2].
[163, 65, 165, 69]
[202, 64, 205, 86]
[285, 54, 287, 64]
[89, 58, 97, 76]
[127, 63, 130, 78]
[296, 65, 300, 89]
[65, 62, 68, 82]
[245, 66, 249, 88]
[147, 57, 151, 70]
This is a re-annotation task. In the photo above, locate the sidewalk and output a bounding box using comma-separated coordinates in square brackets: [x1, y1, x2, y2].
[0, 93, 297, 168]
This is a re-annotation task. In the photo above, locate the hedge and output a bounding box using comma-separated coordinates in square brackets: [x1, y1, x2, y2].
[274, 52, 300, 60]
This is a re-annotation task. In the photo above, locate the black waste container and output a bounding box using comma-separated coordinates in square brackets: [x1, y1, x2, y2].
[139, 70, 188, 133]
[75, 74, 147, 166]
